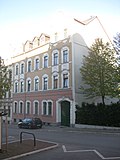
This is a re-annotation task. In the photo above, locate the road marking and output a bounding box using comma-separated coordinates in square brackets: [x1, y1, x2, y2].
[62, 145, 120, 160]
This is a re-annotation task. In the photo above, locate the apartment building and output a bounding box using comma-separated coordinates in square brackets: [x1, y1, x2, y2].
[11, 30, 88, 127]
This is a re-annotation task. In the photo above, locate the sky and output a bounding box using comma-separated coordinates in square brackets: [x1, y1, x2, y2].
[0, 0, 120, 60]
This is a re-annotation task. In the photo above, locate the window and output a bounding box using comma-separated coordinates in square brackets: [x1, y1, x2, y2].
[48, 102, 52, 115]
[63, 73, 68, 88]
[14, 102, 17, 113]
[42, 101, 52, 116]
[15, 65, 19, 75]
[19, 102, 23, 114]
[35, 58, 39, 70]
[44, 56, 48, 68]
[43, 77, 48, 90]
[20, 81, 24, 92]
[53, 53, 58, 65]
[34, 102, 39, 115]
[21, 63, 24, 74]
[43, 102, 47, 115]
[26, 102, 30, 114]
[63, 49, 68, 63]
[27, 79, 31, 92]
[35, 78, 39, 91]
[53, 75, 58, 89]
[15, 82, 18, 93]
[28, 61, 32, 72]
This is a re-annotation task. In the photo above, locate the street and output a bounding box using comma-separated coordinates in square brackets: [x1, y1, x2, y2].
[2, 124, 120, 160]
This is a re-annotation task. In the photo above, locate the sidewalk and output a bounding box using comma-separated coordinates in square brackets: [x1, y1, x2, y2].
[0, 139, 58, 160]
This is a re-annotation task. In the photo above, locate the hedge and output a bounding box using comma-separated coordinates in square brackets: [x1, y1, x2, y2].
[75, 102, 120, 127]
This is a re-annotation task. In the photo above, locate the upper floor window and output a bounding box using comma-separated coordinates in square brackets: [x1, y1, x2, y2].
[34, 77, 39, 91]
[61, 47, 69, 64]
[21, 63, 24, 74]
[28, 60, 32, 72]
[63, 73, 68, 88]
[63, 49, 68, 63]
[35, 58, 39, 70]
[53, 53, 58, 66]
[53, 75, 58, 89]
[43, 77, 48, 90]
[44, 55, 48, 68]
[15, 82, 18, 93]
[27, 79, 31, 92]
[20, 81, 24, 92]
[15, 65, 19, 75]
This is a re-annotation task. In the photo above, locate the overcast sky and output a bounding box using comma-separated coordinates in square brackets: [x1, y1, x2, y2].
[0, 0, 120, 59]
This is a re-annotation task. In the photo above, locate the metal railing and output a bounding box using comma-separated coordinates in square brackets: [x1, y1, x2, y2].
[20, 131, 36, 146]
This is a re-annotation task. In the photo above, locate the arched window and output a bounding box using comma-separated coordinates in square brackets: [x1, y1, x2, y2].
[14, 102, 18, 113]
[42, 74, 48, 90]
[34, 57, 39, 70]
[52, 73, 59, 89]
[27, 78, 31, 92]
[43, 101, 47, 115]
[52, 50, 59, 66]
[19, 101, 23, 114]
[43, 53, 49, 68]
[33, 101, 39, 115]
[42, 100, 53, 116]
[20, 62, 25, 74]
[34, 77, 39, 91]
[15, 63, 19, 75]
[62, 71, 69, 88]
[20, 80, 24, 92]
[61, 47, 69, 63]
[26, 101, 31, 114]
[27, 59, 32, 72]
[14, 81, 18, 93]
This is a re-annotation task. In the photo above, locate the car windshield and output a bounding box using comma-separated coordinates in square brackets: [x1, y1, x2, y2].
[23, 119, 32, 123]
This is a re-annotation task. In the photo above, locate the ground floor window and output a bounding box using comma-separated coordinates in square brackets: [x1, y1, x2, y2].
[42, 100, 53, 116]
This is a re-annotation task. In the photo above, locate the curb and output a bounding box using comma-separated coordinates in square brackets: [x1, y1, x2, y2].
[75, 124, 120, 131]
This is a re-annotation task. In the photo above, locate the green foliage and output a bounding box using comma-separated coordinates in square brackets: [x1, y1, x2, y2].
[76, 103, 120, 127]
[113, 33, 120, 98]
[0, 57, 12, 99]
[80, 38, 117, 105]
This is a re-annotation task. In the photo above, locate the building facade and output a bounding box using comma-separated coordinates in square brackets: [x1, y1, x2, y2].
[11, 31, 89, 127]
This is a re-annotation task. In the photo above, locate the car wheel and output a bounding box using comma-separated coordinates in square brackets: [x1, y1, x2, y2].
[18, 124, 22, 128]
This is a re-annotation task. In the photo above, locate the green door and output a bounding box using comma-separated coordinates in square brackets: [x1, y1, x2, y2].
[61, 101, 70, 126]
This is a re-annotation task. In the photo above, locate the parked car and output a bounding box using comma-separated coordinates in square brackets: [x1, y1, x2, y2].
[18, 118, 43, 129]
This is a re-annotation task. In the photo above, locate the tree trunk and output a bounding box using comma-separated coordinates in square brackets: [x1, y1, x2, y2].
[102, 95, 105, 106]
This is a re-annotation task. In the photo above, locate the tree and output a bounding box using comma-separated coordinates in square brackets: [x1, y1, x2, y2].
[0, 57, 11, 100]
[113, 32, 120, 55]
[113, 33, 120, 98]
[80, 38, 117, 106]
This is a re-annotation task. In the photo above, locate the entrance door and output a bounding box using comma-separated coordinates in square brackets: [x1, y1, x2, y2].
[61, 101, 70, 126]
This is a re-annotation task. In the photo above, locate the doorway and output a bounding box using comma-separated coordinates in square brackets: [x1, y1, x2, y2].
[61, 101, 70, 126]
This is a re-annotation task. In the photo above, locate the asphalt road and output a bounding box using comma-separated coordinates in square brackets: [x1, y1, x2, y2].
[2, 124, 120, 160]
